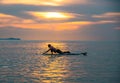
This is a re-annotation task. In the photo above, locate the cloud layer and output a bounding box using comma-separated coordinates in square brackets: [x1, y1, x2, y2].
[0, 0, 91, 6]
[0, 0, 120, 41]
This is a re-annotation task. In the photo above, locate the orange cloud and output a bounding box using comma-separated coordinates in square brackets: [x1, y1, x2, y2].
[0, 13, 19, 23]
[92, 12, 120, 18]
[17, 21, 118, 31]
[0, 13, 88, 31]
[92, 12, 120, 25]
[0, 13, 92, 31]
[1, 0, 91, 6]
[1, 21, 92, 31]
[0, 13, 117, 31]
[0, 13, 15, 18]
[0, 13, 35, 24]
[94, 20, 117, 24]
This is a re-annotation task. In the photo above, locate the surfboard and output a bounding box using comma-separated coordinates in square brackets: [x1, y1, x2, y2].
[42, 52, 87, 56]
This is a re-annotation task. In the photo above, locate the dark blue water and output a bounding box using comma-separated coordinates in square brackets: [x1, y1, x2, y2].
[0, 40, 120, 83]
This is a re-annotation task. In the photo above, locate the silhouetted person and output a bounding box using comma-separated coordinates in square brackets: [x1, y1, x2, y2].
[43, 44, 70, 54]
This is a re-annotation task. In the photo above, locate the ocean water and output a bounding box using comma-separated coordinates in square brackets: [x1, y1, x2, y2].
[0, 40, 120, 83]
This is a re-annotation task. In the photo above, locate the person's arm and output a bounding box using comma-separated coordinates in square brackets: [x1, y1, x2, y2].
[42, 49, 50, 54]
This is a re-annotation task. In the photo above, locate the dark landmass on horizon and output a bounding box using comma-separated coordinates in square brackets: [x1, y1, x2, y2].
[0, 38, 21, 40]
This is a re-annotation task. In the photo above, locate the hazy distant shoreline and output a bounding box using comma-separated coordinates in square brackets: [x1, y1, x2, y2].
[0, 38, 21, 40]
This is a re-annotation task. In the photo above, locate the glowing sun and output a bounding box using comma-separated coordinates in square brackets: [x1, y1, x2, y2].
[27, 11, 75, 20]
[44, 12, 67, 18]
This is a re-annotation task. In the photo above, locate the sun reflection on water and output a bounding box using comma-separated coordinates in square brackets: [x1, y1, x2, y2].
[29, 41, 71, 83]
[31, 56, 70, 83]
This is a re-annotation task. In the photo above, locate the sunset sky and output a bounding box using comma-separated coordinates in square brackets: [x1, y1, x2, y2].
[0, 0, 120, 41]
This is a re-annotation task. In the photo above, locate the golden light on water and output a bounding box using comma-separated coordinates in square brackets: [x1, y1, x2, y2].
[29, 41, 86, 83]
[31, 56, 70, 83]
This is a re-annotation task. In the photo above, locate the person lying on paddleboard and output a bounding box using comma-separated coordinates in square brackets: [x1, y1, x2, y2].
[42, 44, 87, 55]
[42, 44, 70, 54]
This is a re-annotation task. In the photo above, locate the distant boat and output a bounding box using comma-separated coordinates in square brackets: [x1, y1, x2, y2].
[0, 38, 21, 40]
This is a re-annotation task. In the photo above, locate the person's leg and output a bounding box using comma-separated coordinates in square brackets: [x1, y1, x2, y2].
[56, 49, 63, 54]
[63, 51, 71, 53]
[81, 52, 87, 56]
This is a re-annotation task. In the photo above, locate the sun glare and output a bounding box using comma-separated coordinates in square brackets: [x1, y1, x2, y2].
[27, 12, 74, 20]
[44, 12, 67, 18]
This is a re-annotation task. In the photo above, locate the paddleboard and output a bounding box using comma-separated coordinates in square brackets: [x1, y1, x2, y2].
[42, 52, 87, 56]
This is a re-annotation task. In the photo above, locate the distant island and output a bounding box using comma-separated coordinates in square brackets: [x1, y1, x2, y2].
[0, 38, 21, 40]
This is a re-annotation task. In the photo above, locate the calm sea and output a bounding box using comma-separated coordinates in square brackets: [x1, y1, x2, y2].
[0, 40, 120, 83]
